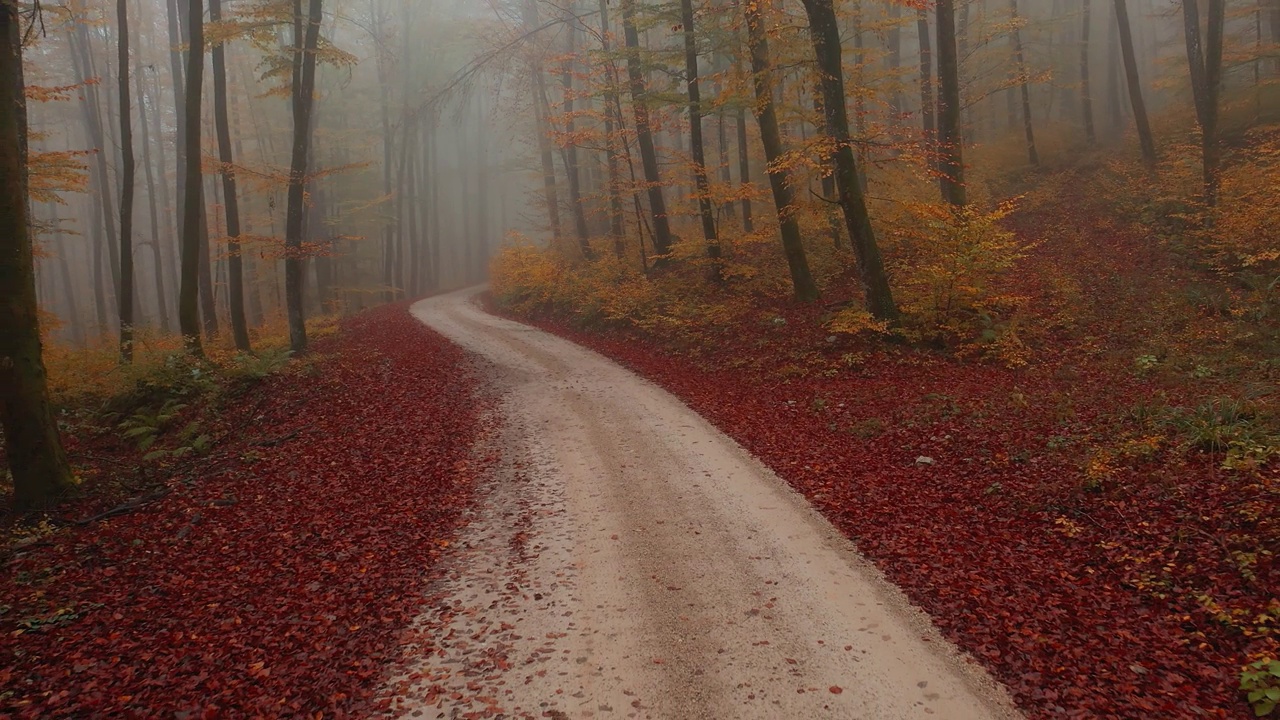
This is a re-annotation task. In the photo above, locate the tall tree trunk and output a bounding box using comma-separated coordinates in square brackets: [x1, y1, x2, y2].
[561, 4, 592, 258]
[1009, 0, 1040, 165]
[598, 0, 626, 256]
[523, 0, 562, 239]
[1182, 0, 1225, 206]
[736, 107, 753, 232]
[745, 0, 818, 302]
[285, 0, 323, 353]
[117, 0, 136, 361]
[376, 0, 395, 301]
[888, 1, 904, 118]
[1106, 10, 1124, 131]
[1081, 0, 1097, 142]
[936, 0, 967, 205]
[210, 0, 250, 350]
[69, 23, 121, 318]
[917, 9, 937, 155]
[176, 0, 218, 338]
[1114, 0, 1157, 166]
[135, 53, 169, 333]
[178, 0, 204, 354]
[681, 0, 720, 264]
[1, 1, 76, 510]
[800, 0, 897, 319]
[621, 0, 673, 257]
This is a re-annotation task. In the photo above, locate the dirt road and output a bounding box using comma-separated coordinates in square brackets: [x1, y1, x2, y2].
[388, 288, 1021, 719]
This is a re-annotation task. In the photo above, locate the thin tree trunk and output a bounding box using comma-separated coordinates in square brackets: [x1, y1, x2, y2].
[937, 0, 967, 205]
[210, 0, 250, 350]
[1106, 11, 1123, 131]
[598, 0, 626, 256]
[117, 0, 136, 361]
[681, 0, 719, 264]
[800, 0, 897, 319]
[1081, 0, 1097, 142]
[0, 2, 76, 510]
[1182, 0, 1225, 205]
[917, 9, 937, 155]
[178, 0, 204, 354]
[1009, 0, 1040, 165]
[736, 107, 753, 232]
[621, 0, 673, 257]
[285, 0, 323, 353]
[135, 53, 168, 333]
[1114, 0, 1157, 166]
[69, 24, 121, 317]
[561, 3, 592, 257]
[745, 0, 818, 302]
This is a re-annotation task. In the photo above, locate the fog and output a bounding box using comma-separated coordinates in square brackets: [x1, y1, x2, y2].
[26, 0, 1232, 345]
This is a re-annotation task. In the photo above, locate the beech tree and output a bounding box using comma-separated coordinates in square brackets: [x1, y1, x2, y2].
[745, 0, 818, 302]
[285, 0, 323, 353]
[799, 0, 897, 319]
[1, 0, 76, 510]
[178, 0, 204, 354]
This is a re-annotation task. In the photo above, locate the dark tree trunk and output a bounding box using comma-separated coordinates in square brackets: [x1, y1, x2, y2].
[0, 2, 77, 510]
[1009, 0, 1040, 165]
[621, 0, 673, 257]
[1114, 0, 1157, 166]
[178, 0, 204, 354]
[523, 0, 562, 239]
[1106, 11, 1124, 131]
[936, 0, 967, 205]
[560, 4, 592, 258]
[598, 0, 626, 256]
[69, 23, 120, 318]
[176, 0, 218, 338]
[117, 0, 136, 361]
[1081, 0, 1097, 142]
[210, 0, 250, 350]
[1182, 0, 1225, 205]
[285, 0, 323, 353]
[736, 107, 753, 232]
[681, 0, 720, 263]
[134, 52, 169, 333]
[745, 1, 818, 302]
[917, 9, 937, 154]
[800, 0, 897, 319]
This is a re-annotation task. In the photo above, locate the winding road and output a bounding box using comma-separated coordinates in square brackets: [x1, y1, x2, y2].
[387, 288, 1021, 719]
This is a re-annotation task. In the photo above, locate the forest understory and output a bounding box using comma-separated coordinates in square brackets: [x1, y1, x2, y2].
[491, 155, 1280, 719]
[0, 303, 495, 717]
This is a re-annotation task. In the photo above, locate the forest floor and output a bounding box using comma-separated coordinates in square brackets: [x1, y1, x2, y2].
[0, 302, 495, 717]
[496, 171, 1278, 719]
[389, 290, 1021, 719]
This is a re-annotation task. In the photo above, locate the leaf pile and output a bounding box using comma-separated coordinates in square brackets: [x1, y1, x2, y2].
[502, 198, 1277, 719]
[2, 303, 492, 717]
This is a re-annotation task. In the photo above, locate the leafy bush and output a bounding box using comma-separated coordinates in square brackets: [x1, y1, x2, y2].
[1242, 658, 1280, 717]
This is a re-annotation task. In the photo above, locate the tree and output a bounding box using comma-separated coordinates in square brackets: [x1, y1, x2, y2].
[680, 0, 720, 265]
[285, 0, 324, 354]
[0, 0, 77, 510]
[597, 0, 626, 256]
[1081, 0, 1096, 143]
[799, 0, 897, 319]
[917, 9, 936, 155]
[1009, 0, 1039, 165]
[178, 0, 205, 354]
[745, 0, 818, 302]
[559, 2, 591, 258]
[117, 0, 137, 361]
[620, 0, 673, 258]
[1114, 0, 1157, 167]
[210, 0, 251, 351]
[1182, 0, 1226, 206]
[936, 0, 967, 206]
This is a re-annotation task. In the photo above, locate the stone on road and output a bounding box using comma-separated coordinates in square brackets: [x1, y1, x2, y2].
[385, 288, 1022, 719]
